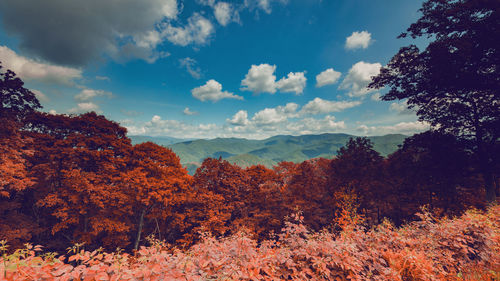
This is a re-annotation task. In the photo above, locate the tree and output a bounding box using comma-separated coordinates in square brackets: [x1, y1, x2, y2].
[284, 158, 333, 231]
[329, 137, 385, 224]
[0, 63, 41, 121]
[123, 142, 190, 250]
[369, 0, 500, 203]
[0, 63, 41, 249]
[28, 112, 133, 250]
[386, 131, 480, 223]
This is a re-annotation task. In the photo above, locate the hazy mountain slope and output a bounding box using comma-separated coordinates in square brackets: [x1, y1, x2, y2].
[158, 133, 408, 173]
[129, 135, 188, 146]
[225, 154, 277, 168]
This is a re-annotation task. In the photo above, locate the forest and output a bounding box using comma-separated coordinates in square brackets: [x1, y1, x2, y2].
[1, 0, 499, 280]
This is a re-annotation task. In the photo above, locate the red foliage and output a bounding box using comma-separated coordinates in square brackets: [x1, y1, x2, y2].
[28, 112, 133, 248]
[2, 205, 498, 280]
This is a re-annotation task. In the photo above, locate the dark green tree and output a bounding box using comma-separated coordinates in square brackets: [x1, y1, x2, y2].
[369, 0, 500, 203]
[0, 63, 41, 120]
[329, 137, 385, 223]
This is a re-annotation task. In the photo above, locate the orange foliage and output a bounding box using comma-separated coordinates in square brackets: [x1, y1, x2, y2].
[28, 112, 133, 249]
[1, 205, 498, 281]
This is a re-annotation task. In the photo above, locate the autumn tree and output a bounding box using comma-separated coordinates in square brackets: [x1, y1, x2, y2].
[27, 112, 133, 250]
[284, 158, 333, 231]
[369, 0, 500, 203]
[178, 158, 243, 244]
[0, 63, 41, 248]
[123, 142, 191, 250]
[241, 164, 285, 239]
[329, 137, 386, 224]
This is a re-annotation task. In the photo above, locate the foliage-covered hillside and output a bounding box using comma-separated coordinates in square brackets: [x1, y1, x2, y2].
[132, 133, 407, 173]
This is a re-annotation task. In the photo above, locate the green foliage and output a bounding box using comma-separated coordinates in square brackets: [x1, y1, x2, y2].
[162, 133, 406, 173]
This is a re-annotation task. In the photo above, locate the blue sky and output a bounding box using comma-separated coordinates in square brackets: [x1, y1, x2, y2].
[0, 0, 429, 139]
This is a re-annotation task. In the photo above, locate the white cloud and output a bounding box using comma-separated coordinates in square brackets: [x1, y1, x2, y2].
[345, 31, 373, 50]
[96, 76, 110, 81]
[162, 13, 214, 46]
[371, 93, 381, 101]
[285, 115, 346, 135]
[128, 101, 348, 139]
[252, 102, 299, 125]
[31, 89, 48, 102]
[252, 108, 288, 125]
[0, 46, 82, 85]
[246, 0, 288, 14]
[356, 121, 429, 136]
[183, 107, 198, 115]
[126, 115, 218, 138]
[339, 61, 381, 97]
[48, 109, 57, 115]
[276, 71, 307, 95]
[316, 68, 341, 87]
[389, 101, 414, 115]
[214, 2, 238, 26]
[191, 79, 243, 102]
[300, 98, 361, 115]
[74, 89, 113, 101]
[68, 102, 100, 113]
[241, 63, 277, 94]
[227, 110, 249, 126]
[179, 57, 201, 79]
[241, 64, 307, 95]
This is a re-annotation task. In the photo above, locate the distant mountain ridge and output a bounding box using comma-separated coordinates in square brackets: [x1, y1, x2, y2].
[129, 133, 408, 174]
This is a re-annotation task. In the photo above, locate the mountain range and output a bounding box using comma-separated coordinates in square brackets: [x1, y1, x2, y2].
[129, 133, 408, 174]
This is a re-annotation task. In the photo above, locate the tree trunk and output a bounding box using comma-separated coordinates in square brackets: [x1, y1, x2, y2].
[134, 208, 146, 251]
[484, 169, 497, 205]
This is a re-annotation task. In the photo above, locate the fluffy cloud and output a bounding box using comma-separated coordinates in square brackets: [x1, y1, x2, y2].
[214, 2, 239, 26]
[371, 93, 381, 101]
[126, 115, 218, 138]
[0, 46, 82, 85]
[241, 64, 306, 95]
[31, 89, 48, 102]
[356, 121, 430, 136]
[183, 107, 198, 115]
[345, 31, 373, 50]
[74, 89, 113, 101]
[128, 101, 348, 139]
[179, 57, 202, 79]
[68, 102, 100, 113]
[389, 101, 414, 115]
[252, 108, 288, 125]
[285, 115, 346, 134]
[241, 64, 277, 94]
[227, 110, 250, 125]
[339, 61, 381, 97]
[276, 72, 307, 94]
[191, 79, 243, 102]
[300, 98, 361, 115]
[162, 13, 214, 46]
[245, 0, 288, 14]
[316, 68, 341, 87]
[251, 103, 299, 125]
[0, 0, 178, 65]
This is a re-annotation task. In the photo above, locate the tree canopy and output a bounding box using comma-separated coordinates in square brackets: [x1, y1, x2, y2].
[369, 0, 500, 203]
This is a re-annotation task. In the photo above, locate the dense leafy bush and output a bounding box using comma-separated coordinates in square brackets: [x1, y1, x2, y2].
[2, 205, 498, 281]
